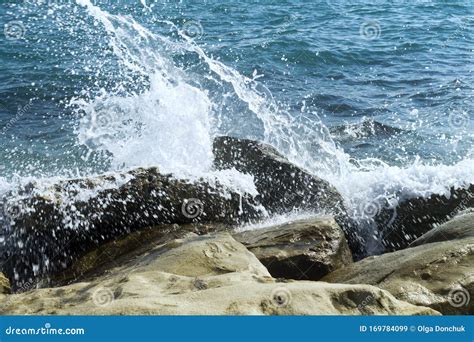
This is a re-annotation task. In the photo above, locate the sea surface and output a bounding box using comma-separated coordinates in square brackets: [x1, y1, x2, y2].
[0, 0, 473, 225]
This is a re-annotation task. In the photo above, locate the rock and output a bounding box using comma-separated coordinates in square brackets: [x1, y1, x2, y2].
[1, 136, 359, 290]
[0, 167, 262, 290]
[234, 217, 352, 280]
[410, 210, 474, 247]
[50, 223, 224, 287]
[0, 273, 10, 294]
[213, 136, 346, 217]
[0, 232, 437, 315]
[375, 184, 474, 251]
[213, 136, 363, 256]
[322, 237, 474, 315]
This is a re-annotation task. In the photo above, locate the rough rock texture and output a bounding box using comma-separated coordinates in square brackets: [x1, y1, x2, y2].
[0, 232, 438, 315]
[234, 217, 352, 280]
[322, 237, 474, 315]
[0, 273, 10, 294]
[410, 210, 474, 247]
[213, 136, 363, 256]
[375, 184, 473, 252]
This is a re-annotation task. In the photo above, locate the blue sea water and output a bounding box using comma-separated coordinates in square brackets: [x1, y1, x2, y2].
[0, 0, 473, 217]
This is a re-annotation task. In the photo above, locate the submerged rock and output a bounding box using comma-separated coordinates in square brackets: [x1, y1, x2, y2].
[322, 236, 474, 315]
[234, 217, 352, 280]
[330, 119, 405, 141]
[410, 210, 474, 247]
[375, 184, 474, 251]
[0, 232, 437, 315]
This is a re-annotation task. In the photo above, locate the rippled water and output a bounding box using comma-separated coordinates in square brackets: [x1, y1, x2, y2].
[0, 0, 473, 221]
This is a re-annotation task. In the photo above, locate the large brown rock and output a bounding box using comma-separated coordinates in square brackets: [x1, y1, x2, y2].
[0, 232, 437, 315]
[234, 217, 352, 280]
[322, 237, 474, 315]
[375, 184, 473, 252]
[410, 210, 474, 247]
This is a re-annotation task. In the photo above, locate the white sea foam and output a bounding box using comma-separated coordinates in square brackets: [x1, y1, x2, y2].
[1, 0, 472, 231]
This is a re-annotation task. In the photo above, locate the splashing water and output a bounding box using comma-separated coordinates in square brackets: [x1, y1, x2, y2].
[0, 0, 472, 229]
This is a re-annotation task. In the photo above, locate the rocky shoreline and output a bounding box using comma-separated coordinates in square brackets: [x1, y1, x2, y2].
[0, 136, 472, 315]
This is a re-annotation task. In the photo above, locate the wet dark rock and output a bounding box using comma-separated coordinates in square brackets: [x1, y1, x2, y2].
[0, 167, 262, 290]
[330, 119, 405, 141]
[212, 136, 363, 256]
[213, 136, 346, 216]
[374, 184, 474, 252]
[233, 216, 352, 281]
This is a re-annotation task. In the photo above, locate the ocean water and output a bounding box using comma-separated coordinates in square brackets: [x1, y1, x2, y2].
[0, 0, 473, 224]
